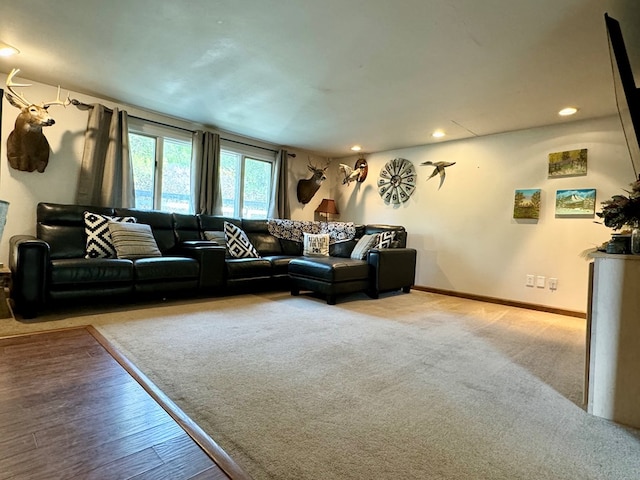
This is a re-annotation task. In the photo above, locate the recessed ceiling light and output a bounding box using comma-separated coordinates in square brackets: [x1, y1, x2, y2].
[559, 107, 578, 116]
[350, 145, 362, 152]
[0, 41, 19, 57]
[432, 130, 446, 138]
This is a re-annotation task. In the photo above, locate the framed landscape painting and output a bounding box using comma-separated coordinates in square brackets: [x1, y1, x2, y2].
[513, 189, 541, 219]
[555, 188, 596, 217]
[548, 148, 588, 177]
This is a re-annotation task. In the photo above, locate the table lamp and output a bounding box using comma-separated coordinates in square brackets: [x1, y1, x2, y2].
[315, 198, 339, 222]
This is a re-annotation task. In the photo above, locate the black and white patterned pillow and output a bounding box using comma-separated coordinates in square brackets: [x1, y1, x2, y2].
[84, 211, 137, 259]
[224, 222, 260, 258]
[375, 230, 396, 249]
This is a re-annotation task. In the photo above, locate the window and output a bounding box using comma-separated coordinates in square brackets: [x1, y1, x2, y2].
[220, 142, 274, 218]
[128, 119, 194, 214]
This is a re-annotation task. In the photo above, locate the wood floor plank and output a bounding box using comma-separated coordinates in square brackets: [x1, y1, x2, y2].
[0, 327, 237, 480]
[80, 446, 165, 480]
[132, 433, 229, 480]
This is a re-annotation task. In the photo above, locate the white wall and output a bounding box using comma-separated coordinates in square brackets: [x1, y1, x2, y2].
[332, 116, 635, 313]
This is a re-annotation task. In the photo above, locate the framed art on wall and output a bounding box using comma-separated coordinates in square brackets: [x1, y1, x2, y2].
[548, 149, 588, 177]
[513, 189, 541, 219]
[555, 188, 596, 217]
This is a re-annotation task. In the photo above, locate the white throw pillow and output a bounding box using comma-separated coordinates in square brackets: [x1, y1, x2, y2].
[84, 211, 137, 259]
[108, 221, 162, 259]
[224, 222, 260, 258]
[350, 233, 380, 260]
[303, 233, 330, 257]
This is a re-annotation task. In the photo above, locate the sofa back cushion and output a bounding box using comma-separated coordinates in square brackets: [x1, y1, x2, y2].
[198, 214, 240, 232]
[38, 203, 115, 259]
[241, 219, 284, 256]
[173, 213, 202, 243]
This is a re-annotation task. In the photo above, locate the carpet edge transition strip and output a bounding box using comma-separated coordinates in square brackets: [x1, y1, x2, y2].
[86, 325, 253, 480]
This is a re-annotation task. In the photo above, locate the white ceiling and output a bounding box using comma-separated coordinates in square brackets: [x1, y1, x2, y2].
[1, 0, 639, 158]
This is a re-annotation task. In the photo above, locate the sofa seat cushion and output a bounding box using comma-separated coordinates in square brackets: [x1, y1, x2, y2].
[264, 255, 298, 276]
[51, 258, 134, 286]
[288, 257, 369, 283]
[134, 257, 199, 282]
[226, 258, 272, 280]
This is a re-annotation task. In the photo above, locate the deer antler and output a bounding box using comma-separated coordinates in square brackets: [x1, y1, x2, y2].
[6, 68, 70, 109]
[42, 85, 71, 108]
[6, 68, 32, 107]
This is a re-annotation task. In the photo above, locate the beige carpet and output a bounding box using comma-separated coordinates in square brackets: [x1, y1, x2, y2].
[1, 290, 639, 479]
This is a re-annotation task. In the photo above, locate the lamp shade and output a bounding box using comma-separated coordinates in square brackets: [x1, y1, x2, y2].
[0, 200, 8, 242]
[315, 198, 339, 215]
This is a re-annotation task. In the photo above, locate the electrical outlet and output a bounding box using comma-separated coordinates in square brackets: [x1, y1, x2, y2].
[526, 274, 535, 287]
[536, 275, 545, 288]
[549, 278, 558, 290]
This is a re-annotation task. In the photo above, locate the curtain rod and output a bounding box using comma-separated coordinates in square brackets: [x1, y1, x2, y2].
[220, 137, 296, 157]
[71, 98, 296, 157]
[71, 99, 195, 133]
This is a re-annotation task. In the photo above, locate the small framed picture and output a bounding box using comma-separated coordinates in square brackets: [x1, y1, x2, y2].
[513, 189, 541, 219]
[548, 149, 588, 177]
[555, 188, 596, 217]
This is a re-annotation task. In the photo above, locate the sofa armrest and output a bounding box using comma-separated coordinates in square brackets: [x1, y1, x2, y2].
[368, 247, 417, 296]
[174, 243, 226, 290]
[9, 235, 51, 318]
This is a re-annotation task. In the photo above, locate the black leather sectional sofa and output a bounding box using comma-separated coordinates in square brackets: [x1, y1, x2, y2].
[9, 202, 417, 318]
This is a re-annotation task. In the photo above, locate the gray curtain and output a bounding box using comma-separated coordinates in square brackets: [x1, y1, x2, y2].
[268, 149, 290, 219]
[192, 130, 222, 215]
[76, 104, 135, 207]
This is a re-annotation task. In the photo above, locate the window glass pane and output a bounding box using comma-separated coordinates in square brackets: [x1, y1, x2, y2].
[243, 158, 272, 219]
[129, 133, 155, 211]
[161, 138, 192, 214]
[220, 150, 240, 217]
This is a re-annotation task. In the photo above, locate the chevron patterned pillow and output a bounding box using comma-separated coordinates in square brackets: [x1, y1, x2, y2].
[84, 211, 137, 259]
[224, 222, 260, 259]
[375, 230, 396, 249]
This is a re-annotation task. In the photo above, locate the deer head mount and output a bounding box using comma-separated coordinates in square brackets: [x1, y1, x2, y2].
[5, 68, 69, 173]
[297, 159, 330, 204]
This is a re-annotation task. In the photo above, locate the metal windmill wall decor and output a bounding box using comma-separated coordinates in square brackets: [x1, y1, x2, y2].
[377, 158, 416, 204]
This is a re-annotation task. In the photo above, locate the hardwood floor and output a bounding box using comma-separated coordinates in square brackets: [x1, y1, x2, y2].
[0, 327, 245, 480]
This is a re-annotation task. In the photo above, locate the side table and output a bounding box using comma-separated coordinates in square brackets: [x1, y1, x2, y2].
[0, 267, 13, 319]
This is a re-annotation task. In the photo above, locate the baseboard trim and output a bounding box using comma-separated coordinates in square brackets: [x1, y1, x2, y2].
[412, 286, 586, 319]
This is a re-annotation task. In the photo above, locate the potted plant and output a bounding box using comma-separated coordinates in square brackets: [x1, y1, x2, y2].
[596, 179, 640, 253]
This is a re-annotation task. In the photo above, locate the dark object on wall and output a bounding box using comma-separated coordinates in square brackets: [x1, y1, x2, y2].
[605, 13, 640, 180]
[4, 68, 69, 173]
[297, 159, 330, 204]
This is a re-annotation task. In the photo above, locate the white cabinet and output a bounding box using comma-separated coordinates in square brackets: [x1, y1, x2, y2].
[587, 253, 640, 428]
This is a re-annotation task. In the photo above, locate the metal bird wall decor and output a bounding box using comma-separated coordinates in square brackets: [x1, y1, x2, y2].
[420, 161, 456, 189]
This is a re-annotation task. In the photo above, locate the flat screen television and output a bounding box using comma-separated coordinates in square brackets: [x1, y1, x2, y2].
[605, 13, 640, 181]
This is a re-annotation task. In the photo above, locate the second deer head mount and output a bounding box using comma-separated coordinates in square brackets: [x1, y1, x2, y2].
[297, 158, 330, 204]
[4, 68, 70, 173]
